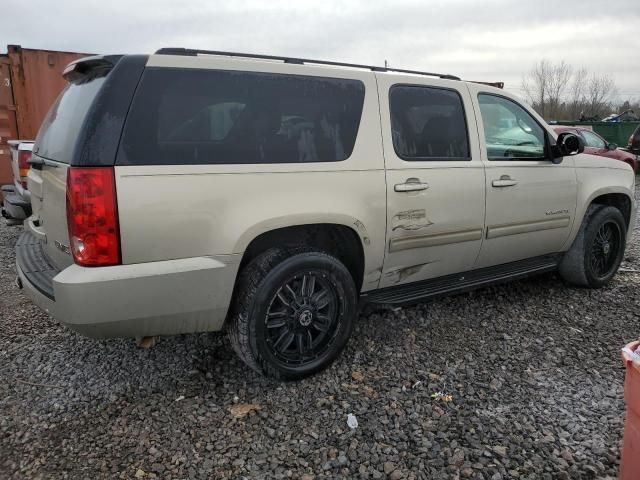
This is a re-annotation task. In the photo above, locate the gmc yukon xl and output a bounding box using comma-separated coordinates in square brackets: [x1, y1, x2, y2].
[16, 49, 636, 379]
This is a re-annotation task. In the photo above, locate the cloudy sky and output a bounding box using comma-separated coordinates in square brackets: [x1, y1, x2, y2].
[3, 0, 639, 102]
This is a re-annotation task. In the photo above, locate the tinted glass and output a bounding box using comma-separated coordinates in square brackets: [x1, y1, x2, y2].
[118, 68, 365, 165]
[478, 94, 546, 160]
[34, 71, 107, 163]
[389, 86, 469, 160]
[580, 130, 606, 148]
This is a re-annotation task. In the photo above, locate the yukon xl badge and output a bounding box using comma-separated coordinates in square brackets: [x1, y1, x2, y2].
[546, 209, 569, 216]
[54, 240, 71, 255]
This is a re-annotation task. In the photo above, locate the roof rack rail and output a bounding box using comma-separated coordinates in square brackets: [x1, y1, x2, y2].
[155, 48, 460, 81]
[470, 81, 504, 89]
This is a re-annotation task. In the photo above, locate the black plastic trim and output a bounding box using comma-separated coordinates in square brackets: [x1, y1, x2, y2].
[15, 232, 59, 300]
[71, 55, 149, 167]
[362, 255, 560, 305]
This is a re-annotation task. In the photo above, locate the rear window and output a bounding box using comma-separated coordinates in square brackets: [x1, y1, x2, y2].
[389, 85, 470, 161]
[117, 68, 365, 165]
[34, 71, 106, 163]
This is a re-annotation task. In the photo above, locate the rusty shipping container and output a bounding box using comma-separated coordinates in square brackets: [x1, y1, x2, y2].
[0, 45, 92, 186]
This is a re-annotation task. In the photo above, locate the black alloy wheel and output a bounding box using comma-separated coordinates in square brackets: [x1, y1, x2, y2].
[589, 220, 622, 280]
[228, 248, 357, 380]
[264, 272, 340, 366]
[559, 204, 627, 288]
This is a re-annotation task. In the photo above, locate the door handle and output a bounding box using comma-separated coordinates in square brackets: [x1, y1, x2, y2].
[394, 178, 429, 192]
[492, 175, 518, 188]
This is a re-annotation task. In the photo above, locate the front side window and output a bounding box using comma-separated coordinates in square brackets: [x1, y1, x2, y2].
[118, 69, 365, 165]
[478, 94, 547, 160]
[580, 130, 607, 149]
[389, 86, 470, 160]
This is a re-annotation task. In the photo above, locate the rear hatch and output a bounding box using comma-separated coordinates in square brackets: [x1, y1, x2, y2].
[27, 57, 118, 271]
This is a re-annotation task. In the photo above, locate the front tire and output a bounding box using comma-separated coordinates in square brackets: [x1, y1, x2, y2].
[559, 205, 626, 288]
[227, 248, 357, 380]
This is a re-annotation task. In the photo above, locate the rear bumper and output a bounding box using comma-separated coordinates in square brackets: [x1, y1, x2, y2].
[16, 232, 240, 338]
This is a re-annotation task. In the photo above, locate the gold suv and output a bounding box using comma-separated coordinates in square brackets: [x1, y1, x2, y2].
[15, 49, 636, 379]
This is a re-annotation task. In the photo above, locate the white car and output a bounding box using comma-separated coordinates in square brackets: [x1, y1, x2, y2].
[1, 140, 34, 225]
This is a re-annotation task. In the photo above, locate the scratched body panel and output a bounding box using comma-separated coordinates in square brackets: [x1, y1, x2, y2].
[381, 166, 486, 285]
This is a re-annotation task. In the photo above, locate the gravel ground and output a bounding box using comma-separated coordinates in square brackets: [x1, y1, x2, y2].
[1, 185, 639, 480]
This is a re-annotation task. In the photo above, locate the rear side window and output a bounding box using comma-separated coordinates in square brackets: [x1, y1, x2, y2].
[389, 85, 470, 160]
[118, 68, 366, 165]
[34, 71, 107, 163]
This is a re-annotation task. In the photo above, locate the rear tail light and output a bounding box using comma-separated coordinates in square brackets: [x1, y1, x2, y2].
[18, 150, 31, 188]
[66, 167, 121, 267]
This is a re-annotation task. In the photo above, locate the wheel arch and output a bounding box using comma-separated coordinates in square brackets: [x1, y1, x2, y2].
[563, 183, 635, 252]
[588, 191, 633, 230]
[234, 217, 370, 292]
[621, 157, 638, 174]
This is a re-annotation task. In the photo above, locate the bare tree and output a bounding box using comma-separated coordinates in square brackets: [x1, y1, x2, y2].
[521, 60, 618, 120]
[567, 67, 588, 119]
[617, 98, 640, 120]
[546, 61, 572, 119]
[586, 74, 617, 117]
[521, 59, 551, 117]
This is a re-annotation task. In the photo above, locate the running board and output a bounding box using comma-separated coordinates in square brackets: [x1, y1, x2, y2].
[362, 255, 560, 306]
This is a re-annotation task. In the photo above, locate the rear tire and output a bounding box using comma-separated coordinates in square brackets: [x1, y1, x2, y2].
[227, 248, 357, 380]
[558, 205, 626, 288]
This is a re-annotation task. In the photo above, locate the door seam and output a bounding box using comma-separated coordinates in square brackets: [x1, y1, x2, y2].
[373, 72, 388, 291]
[465, 82, 488, 269]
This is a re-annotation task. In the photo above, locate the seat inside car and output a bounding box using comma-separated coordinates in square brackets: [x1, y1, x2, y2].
[421, 115, 453, 157]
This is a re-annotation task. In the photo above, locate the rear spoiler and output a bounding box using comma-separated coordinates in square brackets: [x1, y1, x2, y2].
[63, 55, 122, 82]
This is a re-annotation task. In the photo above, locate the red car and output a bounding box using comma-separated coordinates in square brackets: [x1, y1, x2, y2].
[553, 126, 638, 174]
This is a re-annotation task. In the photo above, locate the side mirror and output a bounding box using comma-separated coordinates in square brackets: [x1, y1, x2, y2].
[551, 132, 584, 163]
[607, 143, 618, 151]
